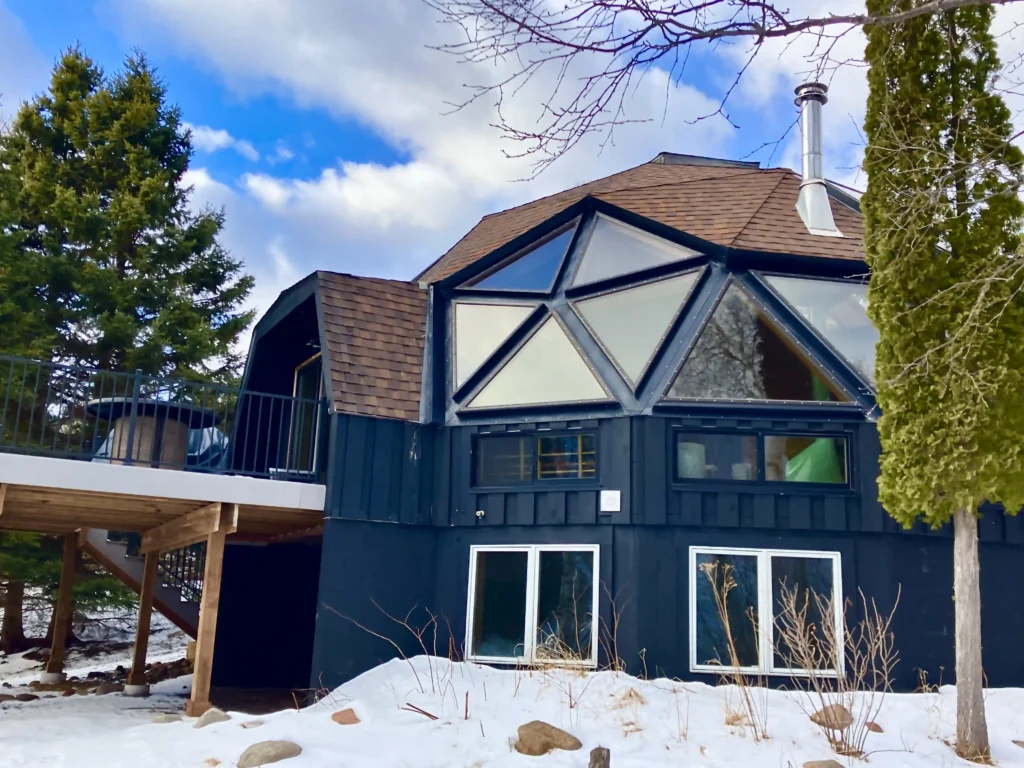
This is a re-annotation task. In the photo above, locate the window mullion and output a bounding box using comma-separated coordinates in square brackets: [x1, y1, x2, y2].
[524, 547, 539, 663]
[758, 551, 772, 673]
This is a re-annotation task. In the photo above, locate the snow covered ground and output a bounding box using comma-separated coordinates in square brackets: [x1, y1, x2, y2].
[4, 652, 1024, 766]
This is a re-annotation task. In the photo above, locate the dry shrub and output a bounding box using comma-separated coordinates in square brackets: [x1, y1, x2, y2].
[773, 583, 900, 758]
[699, 560, 770, 742]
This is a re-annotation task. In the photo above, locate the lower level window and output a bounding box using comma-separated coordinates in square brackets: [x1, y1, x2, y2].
[467, 545, 599, 665]
[689, 546, 842, 675]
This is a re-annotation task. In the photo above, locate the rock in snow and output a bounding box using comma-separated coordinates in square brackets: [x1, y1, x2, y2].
[589, 745, 611, 767]
[193, 707, 231, 729]
[237, 740, 302, 767]
[809, 704, 853, 731]
[514, 720, 583, 756]
[331, 708, 360, 725]
[804, 761, 844, 768]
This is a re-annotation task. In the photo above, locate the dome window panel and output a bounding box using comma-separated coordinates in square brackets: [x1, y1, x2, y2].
[571, 215, 701, 288]
[668, 283, 850, 403]
[468, 316, 609, 408]
[465, 225, 576, 293]
[573, 270, 701, 388]
[762, 275, 878, 386]
[453, 302, 536, 389]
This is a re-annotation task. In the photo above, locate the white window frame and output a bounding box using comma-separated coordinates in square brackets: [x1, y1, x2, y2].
[688, 546, 843, 676]
[465, 544, 600, 667]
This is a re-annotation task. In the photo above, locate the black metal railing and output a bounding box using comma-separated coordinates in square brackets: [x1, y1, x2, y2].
[0, 355, 327, 482]
[159, 543, 207, 605]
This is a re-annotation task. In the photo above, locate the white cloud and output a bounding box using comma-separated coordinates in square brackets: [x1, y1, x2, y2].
[0, 2, 48, 126]
[114, 0, 731, 284]
[267, 142, 294, 165]
[183, 121, 260, 161]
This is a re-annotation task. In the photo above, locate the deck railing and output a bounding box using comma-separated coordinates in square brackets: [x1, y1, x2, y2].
[0, 355, 327, 482]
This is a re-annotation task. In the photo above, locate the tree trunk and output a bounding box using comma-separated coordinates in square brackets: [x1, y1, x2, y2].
[1, 581, 28, 654]
[953, 507, 990, 761]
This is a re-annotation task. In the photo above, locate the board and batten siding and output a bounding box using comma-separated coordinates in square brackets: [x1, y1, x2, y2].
[439, 419, 630, 528]
[324, 413, 435, 525]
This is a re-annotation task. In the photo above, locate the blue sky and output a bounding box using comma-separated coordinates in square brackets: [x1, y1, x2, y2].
[0, 0, 889, 321]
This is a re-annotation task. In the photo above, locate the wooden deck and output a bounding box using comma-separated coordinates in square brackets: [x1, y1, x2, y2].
[0, 451, 326, 716]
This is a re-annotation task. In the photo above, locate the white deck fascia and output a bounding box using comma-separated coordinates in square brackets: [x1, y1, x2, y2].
[0, 453, 326, 512]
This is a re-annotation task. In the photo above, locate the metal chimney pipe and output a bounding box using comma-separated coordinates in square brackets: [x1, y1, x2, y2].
[794, 82, 841, 236]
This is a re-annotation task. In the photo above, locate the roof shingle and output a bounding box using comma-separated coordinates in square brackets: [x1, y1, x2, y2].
[418, 161, 864, 283]
[316, 272, 427, 422]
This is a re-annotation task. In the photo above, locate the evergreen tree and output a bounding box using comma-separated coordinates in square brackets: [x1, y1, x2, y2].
[862, 2, 1024, 759]
[0, 48, 254, 381]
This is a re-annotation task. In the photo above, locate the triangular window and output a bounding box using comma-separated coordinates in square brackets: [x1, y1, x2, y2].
[572, 215, 700, 288]
[466, 226, 575, 292]
[469, 316, 608, 408]
[454, 302, 535, 388]
[763, 275, 878, 386]
[667, 284, 849, 402]
[574, 271, 700, 387]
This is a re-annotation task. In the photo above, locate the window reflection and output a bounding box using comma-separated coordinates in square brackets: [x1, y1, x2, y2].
[764, 276, 878, 385]
[669, 285, 844, 402]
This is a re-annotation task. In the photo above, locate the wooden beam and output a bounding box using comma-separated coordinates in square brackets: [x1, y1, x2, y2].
[0, 483, 6, 518]
[185, 506, 234, 717]
[44, 532, 79, 677]
[127, 553, 159, 688]
[140, 502, 236, 555]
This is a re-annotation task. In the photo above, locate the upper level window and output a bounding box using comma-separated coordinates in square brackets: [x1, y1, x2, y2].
[453, 302, 535, 389]
[572, 270, 701, 388]
[464, 225, 576, 293]
[467, 317, 609, 409]
[762, 275, 878, 386]
[475, 432, 597, 487]
[571, 215, 700, 287]
[675, 431, 848, 485]
[668, 283, 848, 403]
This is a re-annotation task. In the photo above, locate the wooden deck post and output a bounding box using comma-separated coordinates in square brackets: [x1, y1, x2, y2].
[125, 553, 159, 696]
[185, 507, 233, 717]
[42, 532, 78, 683]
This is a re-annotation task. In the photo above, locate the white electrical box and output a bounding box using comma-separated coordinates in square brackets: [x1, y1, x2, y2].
[599, 490, 621, 513]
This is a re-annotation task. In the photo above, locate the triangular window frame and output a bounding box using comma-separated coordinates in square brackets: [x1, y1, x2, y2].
[571, 268, 704, 391]
[757, 272, 877, 390]
[461, 220, 578, 294]
[663, 278, 854, 405]
[451, 300, 539, 391]
[569, 213, 702, 290]
[463, 312, 613, 410]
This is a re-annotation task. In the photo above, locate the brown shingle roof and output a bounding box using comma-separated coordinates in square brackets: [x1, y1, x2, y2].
[418, 161, 864, 283]
[316, 272, 427, 422]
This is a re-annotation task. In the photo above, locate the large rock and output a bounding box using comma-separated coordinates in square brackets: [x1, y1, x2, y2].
[14, 693, 39, 702]
[0, 694, 14, 703]
[93, 682, 123, 696]
[237, 740, 302, 767]
[589, 746, 611, 767]
[804, 762, 843, 768]
[809, 704, 853, 731]
[331, 708, 360, 725]
[514, 721, 583, 757]
[194, 707, 232, 729]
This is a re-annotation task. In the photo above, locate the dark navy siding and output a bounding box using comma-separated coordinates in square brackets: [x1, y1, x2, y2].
[212, 540, 321, 690]
[309, 519, 438, 690]
[325, 414, 435, 524]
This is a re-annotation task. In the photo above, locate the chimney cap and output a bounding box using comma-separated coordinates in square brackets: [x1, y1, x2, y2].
[794, 81, 828, 106]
